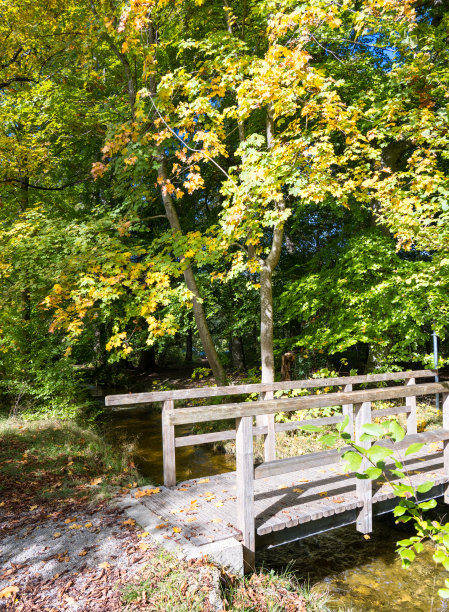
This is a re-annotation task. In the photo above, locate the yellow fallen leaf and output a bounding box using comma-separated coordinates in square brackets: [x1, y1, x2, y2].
[90, 477, 102, 486]
[65, 518, 77, 524]
[135, 488, 160, 498]
[68, 524, 82, 530]
[0, 585, 19, 599]
[78, 550, 88, 557]
[173, 527, 182, 533]
[198, 478, 209, 483]
[319, 492, 328, 497]
[138, 531, 150, 538]
[155, 523, 167, 529]
[122, 519, 136, 526]
[293, 488, 304, 493]
[67, 461, 74, 467]
[363, 534, 371, 540]
[215, 502, 224, 507]
[278, 485, 288, 490]
[190, 499, 198, 506]
[84, 522, 93, 528]
[185, 517, 197, 522]
[0, 502, 4, 507]
[29, 505, 38, 511]
[53, 532, 62, 538]
[99, 562, 111, 570]
[212, 518, 222, 523]
[138, 542, 151, 551]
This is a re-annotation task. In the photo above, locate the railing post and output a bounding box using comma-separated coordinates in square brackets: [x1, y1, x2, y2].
[343, 383, 354, 440]
[257, 392, 276, 462]
[236, 415, 255, 572]
[355, 401, 372, 534]
[162, 399, 176, 487]
[406, 377, 417, 435]
[443, 393, 449, 503]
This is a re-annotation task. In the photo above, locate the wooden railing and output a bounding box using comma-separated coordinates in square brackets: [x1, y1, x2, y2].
[105, 370, 449, 571]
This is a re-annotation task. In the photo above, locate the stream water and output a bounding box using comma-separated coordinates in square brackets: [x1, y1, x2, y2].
[105, 405, 449, 611]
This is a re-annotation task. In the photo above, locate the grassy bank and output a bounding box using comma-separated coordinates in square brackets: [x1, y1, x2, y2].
[0, 416, 334, 611]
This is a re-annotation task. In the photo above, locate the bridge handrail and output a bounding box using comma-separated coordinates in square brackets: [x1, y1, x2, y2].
[104, 369, 436, 407]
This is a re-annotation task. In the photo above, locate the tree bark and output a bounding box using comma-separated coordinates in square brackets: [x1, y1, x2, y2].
[185, 327, 193, 364]
[231, 335, 246, 370]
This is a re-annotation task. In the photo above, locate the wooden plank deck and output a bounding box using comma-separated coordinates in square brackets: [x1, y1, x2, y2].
[137, 443, 448, 548]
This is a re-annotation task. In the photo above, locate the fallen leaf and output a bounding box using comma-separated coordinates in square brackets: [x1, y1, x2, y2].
[122, 519, 136, 526]
[293, 488, 304, 493]
[78, 550, 88, 557]
[29, 505, 38, 511]
[212, 518, 222, 523]
[185, 517, 197, 522]
[155, 523, 167, 529]
[190, 499, 198, 506]
[64, 518, 77, 524]
[84, 522, 93, 528]
[173, 527, 182, 533]
[0, 502, 4, 508]
[198, 478, 209, 483]
[278, 484, 288, 490]
[90, 477, 102, 486]
[68, 524, 82, 530]
[99, 562, 111, 570]
[138, 531, 150, 538]
[135, 488, 160, 498]
[0, 585, 19, 599]
[363, 534, 371, 540]
[138, 542, 151, 551]
[319, 492, 328, 497]
[53, 532, 62, 538]
[215, 502, 224, 507]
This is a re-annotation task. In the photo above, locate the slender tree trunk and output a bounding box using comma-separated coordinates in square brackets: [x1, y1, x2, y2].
[231, 335, 246, 371]
[260, 265, 275, 383]
[185, 327, 193, 364]
[157, 158, 227, 385]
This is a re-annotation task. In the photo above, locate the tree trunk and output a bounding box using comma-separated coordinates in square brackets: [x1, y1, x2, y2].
[260, 265, 275, 384]
[231, 335, 246, 371]
[185, 327, 193, 364]
[157, 158, 227, 386]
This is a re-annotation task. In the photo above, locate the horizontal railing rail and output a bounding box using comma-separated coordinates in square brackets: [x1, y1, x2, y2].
[104, 369, 436, 407]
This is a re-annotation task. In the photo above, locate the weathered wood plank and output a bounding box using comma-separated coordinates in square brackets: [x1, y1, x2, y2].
[355, 401, 372, 534]
[260, 391, 276, 462]
[372, 406, 411, 418]
[406, 378, 417, 435]
[174, 416, 345, 448]
[167, 382, 449, 426]
[236, 416, 255, 572]
[443, 393, 449, 504]
[105, 369, 436, 406]
[254, 448, 348, 479]
[380, 429, 449, 450]
[342, 383, 354, 441]
[162, 400, 176, 487]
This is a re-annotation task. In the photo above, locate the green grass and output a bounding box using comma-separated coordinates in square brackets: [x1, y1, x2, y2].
[122, 548, 334, 611]
[0, 415, 147, 509]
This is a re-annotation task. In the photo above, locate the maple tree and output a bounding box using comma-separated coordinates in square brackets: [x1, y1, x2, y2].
[0, 0, 448, 411]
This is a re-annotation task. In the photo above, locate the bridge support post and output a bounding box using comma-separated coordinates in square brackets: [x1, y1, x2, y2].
[406, 378, 417, 435]
[342, 384, 354, 440]
[257, 392, 276, 462]
[355, 401, 372, 534]
[443, 393, 449, 503]
[236, 415, 255, 572]
[162, 400, 176, 487]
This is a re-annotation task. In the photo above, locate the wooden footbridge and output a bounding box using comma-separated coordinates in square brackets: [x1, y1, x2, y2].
[106, 369, 449, 571]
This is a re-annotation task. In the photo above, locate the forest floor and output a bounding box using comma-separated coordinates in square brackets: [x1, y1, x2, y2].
[0, 417, 328, 611]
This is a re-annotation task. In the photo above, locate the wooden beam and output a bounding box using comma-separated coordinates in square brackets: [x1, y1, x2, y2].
[372, 406, 410, 418]
[166, 382, 449, 426]
[162, 400, 176, 487]
[174, 416, 344, 448]
[254, 447, 348, 479]
[342, 383, 354, 441]
[443, 393, 449, 504]
[235, 416, 255, 572]
[104, 369, 436, 406]
[406, 378, 417, 435]
[355, 401, 372, 534]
